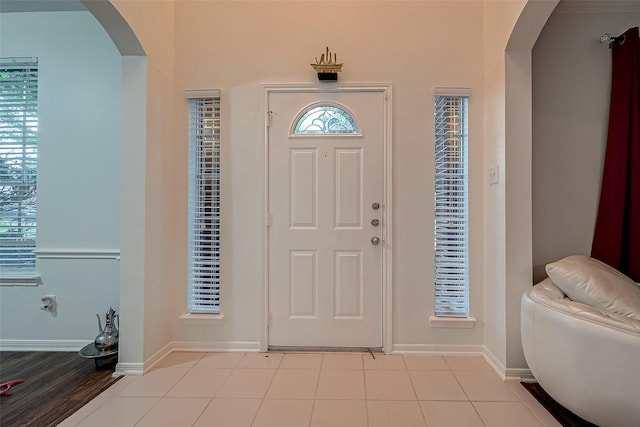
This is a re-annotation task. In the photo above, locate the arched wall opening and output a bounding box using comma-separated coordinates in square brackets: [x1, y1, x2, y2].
[504, 0, 559, 371]
[499, 0, 639, 373]
[81, 0, 148, 370]
[0, 0, 146, 368]
[483, 0, 559, 375]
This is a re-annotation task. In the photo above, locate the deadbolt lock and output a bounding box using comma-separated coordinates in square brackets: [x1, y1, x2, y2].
[371, 218, 380, 227]
[372, 202, 380, 210]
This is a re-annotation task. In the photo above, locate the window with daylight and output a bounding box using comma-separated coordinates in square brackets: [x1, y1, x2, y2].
[187, 90, 221, 313]
[293, 104, 359, 135]
[0, 58, 38, 274]
[434, 92, 469, 317]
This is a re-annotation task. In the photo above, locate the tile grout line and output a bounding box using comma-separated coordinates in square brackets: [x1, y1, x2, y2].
[308, 353, 325, 427]
[362, 354, 370, 426]
[402, 355, 431, 427]
[66, 351, 557, 427]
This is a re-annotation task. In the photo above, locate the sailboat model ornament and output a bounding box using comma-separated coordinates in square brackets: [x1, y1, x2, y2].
[311, 46, 343, 80]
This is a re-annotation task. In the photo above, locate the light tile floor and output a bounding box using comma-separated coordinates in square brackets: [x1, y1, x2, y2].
[58, 352, 561, 427]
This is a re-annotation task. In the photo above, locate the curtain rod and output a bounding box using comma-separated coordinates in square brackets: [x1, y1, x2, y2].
[599, 33, 625, 48]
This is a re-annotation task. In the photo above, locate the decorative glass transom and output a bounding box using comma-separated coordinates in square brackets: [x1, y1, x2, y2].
[293, 104, 359, 135]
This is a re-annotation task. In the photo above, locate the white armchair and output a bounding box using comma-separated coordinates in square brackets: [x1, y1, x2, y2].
[521, 256, 640, 427]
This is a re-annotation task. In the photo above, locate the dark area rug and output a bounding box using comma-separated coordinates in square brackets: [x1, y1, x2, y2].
[521, 382, 599, 427]
[0, 351, 122, 427]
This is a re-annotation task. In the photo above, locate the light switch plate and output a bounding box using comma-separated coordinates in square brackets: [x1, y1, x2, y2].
[488, 165, 499, 185]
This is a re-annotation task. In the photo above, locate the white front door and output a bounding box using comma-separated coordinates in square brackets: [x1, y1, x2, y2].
[267, 87, 386, 348]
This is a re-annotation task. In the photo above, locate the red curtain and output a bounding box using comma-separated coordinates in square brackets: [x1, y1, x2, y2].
[592, 27, 640, 281]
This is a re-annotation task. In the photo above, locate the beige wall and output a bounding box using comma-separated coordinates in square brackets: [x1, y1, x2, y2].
[2, 0, 580, 375]
[172, 1, 487, 351]
[110, 0, 177, 366]
[482, 0, 527, 370]
[483, 0, 559, 373]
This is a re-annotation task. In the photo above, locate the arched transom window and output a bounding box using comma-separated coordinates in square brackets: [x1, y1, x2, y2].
[292, 103, 360, 135]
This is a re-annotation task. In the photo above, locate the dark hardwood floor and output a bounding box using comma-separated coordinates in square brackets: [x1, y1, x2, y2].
[0, 351, 121, 427]
[521, 382, 599, 427]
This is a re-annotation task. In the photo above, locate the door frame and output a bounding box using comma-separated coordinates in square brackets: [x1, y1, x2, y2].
[261, 83, 393, 353]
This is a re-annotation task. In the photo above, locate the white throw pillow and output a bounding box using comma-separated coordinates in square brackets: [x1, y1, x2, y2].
[545, 255, 640, 320]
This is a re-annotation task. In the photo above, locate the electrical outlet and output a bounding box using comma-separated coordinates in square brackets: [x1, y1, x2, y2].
[41, 295, 56, 312]
[488, 165, 499, 185]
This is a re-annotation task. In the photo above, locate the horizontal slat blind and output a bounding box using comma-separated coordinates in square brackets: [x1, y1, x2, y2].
[188, 95, 221, 313]
[0, 59, 38, 271]
[434, 95, 469, 317]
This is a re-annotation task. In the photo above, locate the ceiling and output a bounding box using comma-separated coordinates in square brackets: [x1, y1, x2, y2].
[0, 0, 85, 13]
[554, 0, 640, 14]
[2, 0, 640, 15]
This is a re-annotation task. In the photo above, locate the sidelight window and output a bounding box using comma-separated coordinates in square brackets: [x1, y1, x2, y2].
[434, 91, 469, 317]
[187, 90, 221, 313]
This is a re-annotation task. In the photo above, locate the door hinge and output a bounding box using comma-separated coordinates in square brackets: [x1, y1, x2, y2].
[266, 110, 273, 127]
[266, 212, 272, 227]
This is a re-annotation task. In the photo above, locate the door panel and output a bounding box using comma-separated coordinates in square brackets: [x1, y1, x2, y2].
[335, 148, 362, 228]
[290, 149, 317, 228]
[268, 89, 384, 348]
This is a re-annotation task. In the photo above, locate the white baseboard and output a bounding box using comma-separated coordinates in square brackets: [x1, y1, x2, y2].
[115, 362, 144, 376]
[506, 368, 535, 381]
[5, 339, 533, 382]
[170, 341, 261, 353]
[139, 341, 262, 373]
[392, 343, 485, 354]
[392, 344, 533, 382]
[0, 339, 90, 352]
[482, 345, 533, 381]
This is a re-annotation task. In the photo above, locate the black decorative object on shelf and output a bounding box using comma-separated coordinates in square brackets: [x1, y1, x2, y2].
[311, 46, 342, 81]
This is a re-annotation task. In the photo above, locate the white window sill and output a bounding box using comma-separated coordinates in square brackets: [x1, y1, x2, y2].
[179, 313, 224, 325]
[429, 315, 477, 329]
[0, 274, 42, 286]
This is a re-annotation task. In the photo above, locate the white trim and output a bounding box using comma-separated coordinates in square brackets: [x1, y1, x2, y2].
[382, 85, 393, 354]
[184, 89, 220, 99]
[0, 339, 89, 351]
[393, 344, 533, 382]
[139, 341, 262, 374]
[169, 341, 261, 353]
[0, 275, 42, 285]
[482, 346, 508, 380]
[392, 344, 485, 354]
[262, 82, 393, 353]
[433, 87, 471, 97]
[429, 315, 477, 329]
[34, 249, 120, 260]
[506, 368, 535, 382]
[138, 340, 175, 374]
[115, 362, 144, 376]
[482, 345, 533, 381]
[115, 340, 260, 376]
[179, 313, 225, 325]
[261, 88, 270, 353]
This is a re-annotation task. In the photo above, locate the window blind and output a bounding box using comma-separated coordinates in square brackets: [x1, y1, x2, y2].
[434, 95, 469, 317]
[188, 94, 221, 313]
[0, 58, 38, 271]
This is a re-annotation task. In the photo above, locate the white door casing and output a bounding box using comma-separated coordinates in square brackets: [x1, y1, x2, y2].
[264, 84, 392, 350]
